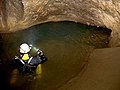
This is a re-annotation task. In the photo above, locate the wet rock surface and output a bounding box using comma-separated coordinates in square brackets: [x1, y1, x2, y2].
[0, 0, 120, 46]
[58, 47, 120, 90]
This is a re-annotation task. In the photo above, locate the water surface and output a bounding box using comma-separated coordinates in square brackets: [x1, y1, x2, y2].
[0, 21, 111, 90]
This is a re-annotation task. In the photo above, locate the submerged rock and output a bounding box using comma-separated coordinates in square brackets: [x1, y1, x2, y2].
[0, 0, 120, 46]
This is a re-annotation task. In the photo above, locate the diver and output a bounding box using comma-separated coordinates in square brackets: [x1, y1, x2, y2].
[11, 43, 47, 75]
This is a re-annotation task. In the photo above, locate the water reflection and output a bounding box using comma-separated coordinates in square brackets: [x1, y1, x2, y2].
[0, 21, 111, 90]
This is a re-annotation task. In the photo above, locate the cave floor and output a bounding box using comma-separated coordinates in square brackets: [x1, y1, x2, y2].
[58, 47, 120, 90]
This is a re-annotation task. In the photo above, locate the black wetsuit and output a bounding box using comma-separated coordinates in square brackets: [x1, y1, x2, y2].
[10, 54, 47, 74]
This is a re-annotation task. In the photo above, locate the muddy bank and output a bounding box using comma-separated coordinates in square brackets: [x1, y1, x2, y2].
[58, 47, 120, 90]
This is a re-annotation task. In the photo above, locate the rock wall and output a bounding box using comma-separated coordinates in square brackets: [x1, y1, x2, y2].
[0, 0, 120, 47]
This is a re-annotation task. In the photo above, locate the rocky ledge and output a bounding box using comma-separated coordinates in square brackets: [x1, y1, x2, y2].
[0, 0, 120, 46]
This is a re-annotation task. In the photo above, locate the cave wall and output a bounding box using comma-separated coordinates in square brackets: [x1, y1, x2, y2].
[0, 0, 120, 46]
[0, 0, 7, 31]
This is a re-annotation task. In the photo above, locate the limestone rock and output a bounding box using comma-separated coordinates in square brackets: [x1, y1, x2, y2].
[0, 0, 120, 46]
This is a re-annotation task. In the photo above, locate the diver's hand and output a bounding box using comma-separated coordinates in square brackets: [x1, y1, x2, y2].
[37, 49, 43, 56]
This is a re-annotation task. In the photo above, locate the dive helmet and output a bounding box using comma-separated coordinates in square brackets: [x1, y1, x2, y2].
[19, 43, 32, 53]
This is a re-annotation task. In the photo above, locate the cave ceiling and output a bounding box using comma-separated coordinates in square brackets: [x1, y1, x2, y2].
[0, 0, 120, 46]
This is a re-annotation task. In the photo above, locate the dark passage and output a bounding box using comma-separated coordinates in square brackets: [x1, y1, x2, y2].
[0, 21, 111, 90]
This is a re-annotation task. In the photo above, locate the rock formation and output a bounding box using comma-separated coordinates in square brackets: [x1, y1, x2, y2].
[0, 0, 120, 47]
